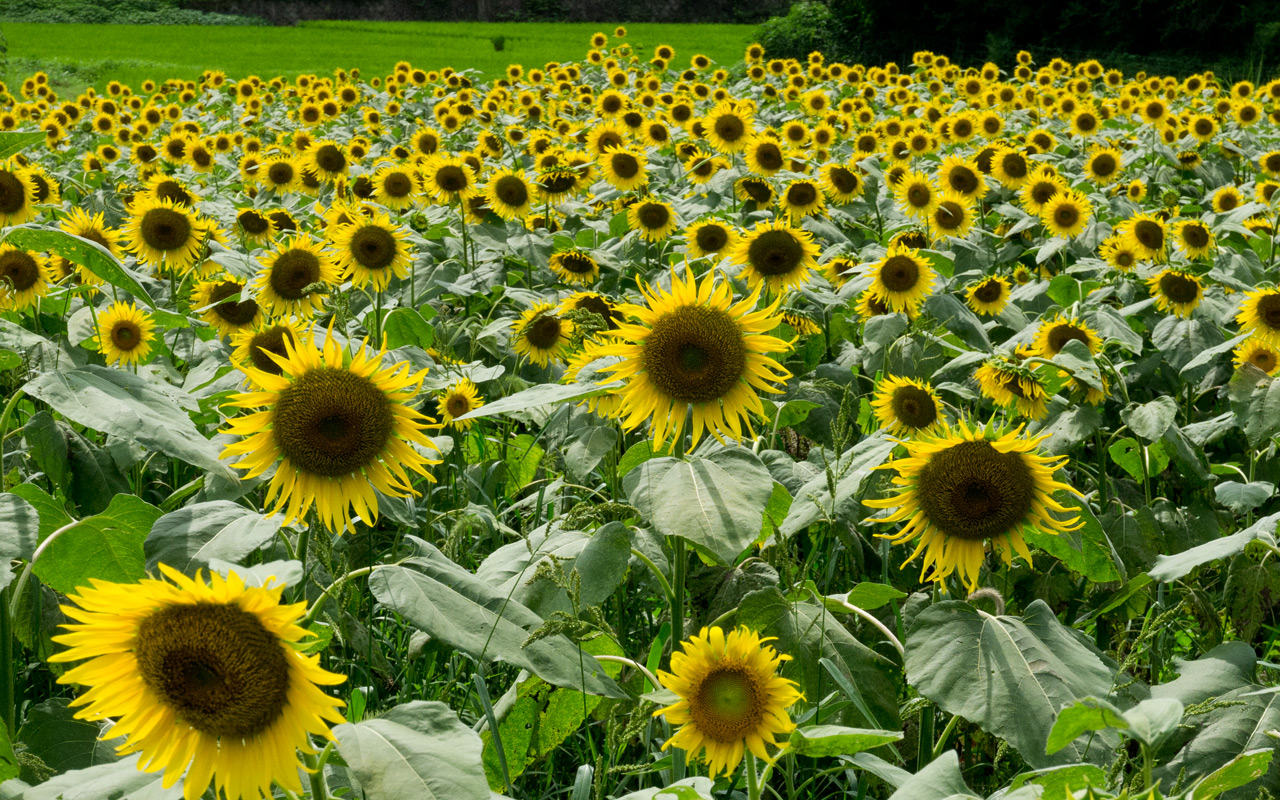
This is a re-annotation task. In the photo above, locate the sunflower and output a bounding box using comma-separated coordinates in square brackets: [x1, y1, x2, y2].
[1034, 315, 1103, 357]
[989, 145, 1030, 189]
[736, 177, 774, 207]
[865, 243, 936, 312]
[628, 199, 678, 242]
[1041, 189, 1093, 238]
[231, 320, 311, 386]
[536, 165, 588, 205]
[422, 154, 477, 202]
[730, 220, 820, 294]
[1020, 167, 1065, 214]
[260, 154, 301, 193]
[1211, 186, 1244, 214]
[94, 301, 156, 366]
[549, 249, 600, 285]
[1099, 237, 1140, 272]
[49, 565, 346, 800]
[703, 102, 754, 153]
[654, 626, 802, 779]
[1236, 288, 1280, 346]
[937, 155, 986, 199]
[512, 302, 575, 366]
[744, 138, 786, 176]
[778, 179, 825, 221]
[0, 160, 37, 226]
[1171, 219, 1215, 260]
[1234, 337, 1280, 375]
[1084, 147, 1123, 185]
[685, 151, 729, 186]
[685, 220, 739, 260]
[222, 329, 439, 531]
[871, 375, 944, 435]
[894, 170, 939, 220]
[235, 208, 275, 245]
[820, 162, 863, 204]
[965, 276, 1011, 315]
[927, 191, 976, 241]
[437, 379, 485, 431]
[1147, 269, 1203, 318]
[122, 196, 205, 274]
[305, 139, 348, 180]
[974, 360, 1051, 420]
[0, 245, 53, 312]
[1119, 213, 1167, 260]
[369, 162, 419, 210]
[192, 276, 262, 338]
[329, 210, 413, 291]
[558, 290, 624, 330]
[599, 145, 648, 192]
[253, 237, 339, 318]
[1125, 180, 1148, 202]
[481, 168, 533, 221]
[865, 419, 1082, 591]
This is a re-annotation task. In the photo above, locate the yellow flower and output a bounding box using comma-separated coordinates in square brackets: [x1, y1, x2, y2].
[871, 375, 944, 435]
[1148, 269, 1204, 317]
[1234, 337, 1280, 375]
[1034, 315, 1103, 357]
[628, 199, 678, 242]
[965, 276, 1011, 315]
[865, 243, 936, 312]
[1041, 189, 1092, 238]
[437, 378, 485, 430]
[511, 302, 575, 366]
[122, 196, 206, 274]
[328, 209, 413, 291]
[94, 301, 156, 366]
[549, 249, 600, 286]
[253, 236, 340, 318]
[927, 191, 976, 241]
[1237, 288, 1280, 346]
[192, 275, 262, 338]
[0, 245, 53, 312]
[730, 220, 820, 294]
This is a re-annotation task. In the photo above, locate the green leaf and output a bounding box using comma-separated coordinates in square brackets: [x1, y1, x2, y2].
[21, 411, 70, 492]
[1152, 315, 1224, 371]
[2, 227, 156, 309]
[616, 440, 669, 478]
[16, 698, 118, 775]
[0, 494, 39, 591]
[370, 551, 626, 698]
[1121, 396, 1179, 442]
[502, 433, 544, 493]
[144, 501, 283, 575]
[1008, 764, 1108, 797]
[1023, 495, 1123, 582]
[383, 307, 436, 350]
[1108, 437, 1169, 481]
[625, 448, 773, 565]
[905, 600, 1121, 768]
[0, 131, 46, 159]
[1149, 512, 1280, 581]
[788, 725, 902, 757]
[455, 381, 611, 421]
[1192, 750, 1275, 800]
[334, 701, 490, 800]
[825, 582, 907, 612]
[613, 777, 714, 800]
[32, 494, 161, 596]
[19, 755, 176, 800]
[563, 424, 618, 482]
[0, 717, 17, 784]
[1050, 696, 1182, 753]
[1158, 688, 1280, 796]
[21, 365, 234, 480]
[1224, 551, 1280, 641]
[6, 484, 71, 543]
[1215, 481, 1275, 515]
[887, 751, 979, 800]
[779, 433, 898, 537]
[1227, 365, 1280, 448]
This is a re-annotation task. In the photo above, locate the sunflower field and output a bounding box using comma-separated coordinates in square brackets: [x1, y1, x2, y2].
[2, 27, 1280, 800]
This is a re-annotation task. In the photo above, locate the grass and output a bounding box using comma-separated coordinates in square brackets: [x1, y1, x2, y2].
[0, 21, 756, 94]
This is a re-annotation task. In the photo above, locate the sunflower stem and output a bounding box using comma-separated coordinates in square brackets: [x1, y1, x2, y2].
[0, 585, 12, 737]
[303, 749, 328, 800]
[0, 389, 24, 459]
[745, 750, 761, 800]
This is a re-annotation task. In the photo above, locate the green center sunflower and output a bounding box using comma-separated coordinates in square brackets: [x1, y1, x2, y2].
[880, 254, 921, 292]
[207, 281, 259, 325]
[134, 602, 290, 738]
[890, 385, 938, 429]
[1054, 203, 1080, 229]
[273, 366, 394, 477]
[140, 208, 193, 252]
[689, 665, 764, 743]
[247, 326, 294, 374]
[642, 305, 745, 403]
[270, 249, 322, 299]
[746, 230, 804, 276]
[0, 250, 39, 291]
[915, 439, 1036, 541]
[349, 225, 397, 270]
[111, 320, 141, 350]
[1250, 349, 1278, 372]
[906, 182, 933, 208]
[695, 225, 729, 253]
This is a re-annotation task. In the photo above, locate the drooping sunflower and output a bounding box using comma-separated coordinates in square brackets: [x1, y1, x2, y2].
[1041, 189, 1093, 238]
[965, 276, 1011, 315]
[820, 162, 863, 204]
[511, 302, 575, 366]
[222, 329, 440, 531]
[0, 245, 53, 312]
[1034, 315, 1103, 357]
[1234, 337, 1280, 375]
[597, 269, 792, 447]
[485, 168, 534, 220]
[192, 276, 262, 338]
[0, 159, 37, 226]
[437, 379, 485, 431]
[1147, 269, 1204, 318]
[927, 191, 976, 241]
[1100, 236, 1141, 271]
[871, 375, 944, 435]
[730, 220, 820, 294]
[49, 565, 347, 800]
[894, 170, 939, 220]
[253, 237, 339, 318]
[974, 360, 1051, 420]
[1236, 288, 1280, 346]
[369, 161, 419, 210]
[599, 145, 648, 192]
[865, 243, 936, 312]
[628, 199, 678, 242]
[778, 179, 825, 221]
[122, 196, 205, 274]
[94, 301, 156, 367]
[231, 320, 311, 386]
[684, 220, 739, 260]
[865, 419, 1083, 591]
[1171, 219, 1215, 260]
[654, 626, 803, 779]
[703, 102, 754, 153]
[235, 208, 275, 245]
[549, 249, 601, 285]
[1118, 213, 1167, 260]
[329, 210, 413, 291]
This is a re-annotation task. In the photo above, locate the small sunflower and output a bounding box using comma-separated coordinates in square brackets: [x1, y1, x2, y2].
[549, 249, 601, 285]
[937, 155, 985, 199]
[1236, 288, 1280, 346]
[305, 140, 348, 181]
[235, 208, 275, 245]
[703, 102, 754, 153]
[254, 237, 339, 318]
[1119, 213, 1167, 260]
[599, 145, 648, 192]
[50, 565, 346, 800]
[1100, 236, 1141, 271]
[422, 154, 477, 202]
[512, 302, 575, 366]
[94, 301, 156, 366]
[1171, 219, 1215, 260]
[437, 379, 485, 430]
[123, 196, 206, 274]
[1041, 189, 1093, 238]
[685, 220, 739, 260]
[222, 329, 440, 531]
[871, 375, 944, 435]
[965, 276, 1011, 315]
[0, 159, 37, 226]
[974, 360, 1051, 420]
[260, 154, 301, 193]
[1020, 167, 1065, 214]
[654, 626, 803, 779]
[778, 179, 825, 221]
[744, 138, 786, 176]
[865, 419, 1082, 591]
[329, 210, 413, 291]
[0, 245, 53, 311]
[1034, 315, 1103, 357]
[730, 220, 820, 294]
[485, 168, 534, 220]
[1234, 337, 1280, 375]
[369, 162, 419, 210]
[865, 243, 936, 312]
[192, 276, 262, 338]
[628, 199, 678, 242]
[597, 269, 792, 447]
[990, 146, 1030, 189]
[1211, 186, 1244, 214]
[1147, 269, 1204, 318]
[927, 191, 976, 241]
[820, 162, 863, 204]
[1084, 147, 1123, 186]
[558, 291, 624, 331]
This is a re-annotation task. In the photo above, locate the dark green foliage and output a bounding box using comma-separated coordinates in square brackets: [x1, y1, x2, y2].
[0, 0, 263, 24]
[755, 1, 839, 63]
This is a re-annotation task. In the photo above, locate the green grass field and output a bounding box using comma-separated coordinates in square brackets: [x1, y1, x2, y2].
[0, 20, 756, 94]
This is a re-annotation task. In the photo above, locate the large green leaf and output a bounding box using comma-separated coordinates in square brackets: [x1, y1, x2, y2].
[370, 551, 625, 698]
[886, 751, 979, 800]
[6, 484, 71, 543]
[625, 447, 772, 565]
[0, 132, 46, 159]
[2, 227, 156, 309]
[32, 494, 161, 596]
[1227, 365, 1280, 448]
[144, 501, 283, 575]
[1157, 688, 1280, 798]
[334, 701, 490, 800]
[1047, 696, 1182, 753]
[788, 725, 903, 757]
[613, 778, 714, 800]
[0, 494, 39, 591]
[1149, 512, 1280, 582]
[905, 600, 1121, 768]
[1121, 396, 1179, 442]
[1192, 750, 1276, 800]
[19, 755, 178, 800]
[22, 365, 234, 480]
[455, 381, 611, 421]
[16, 698, 118, 775]
[778, 434, 897, 537]
[1023, 495, 1123, 582]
